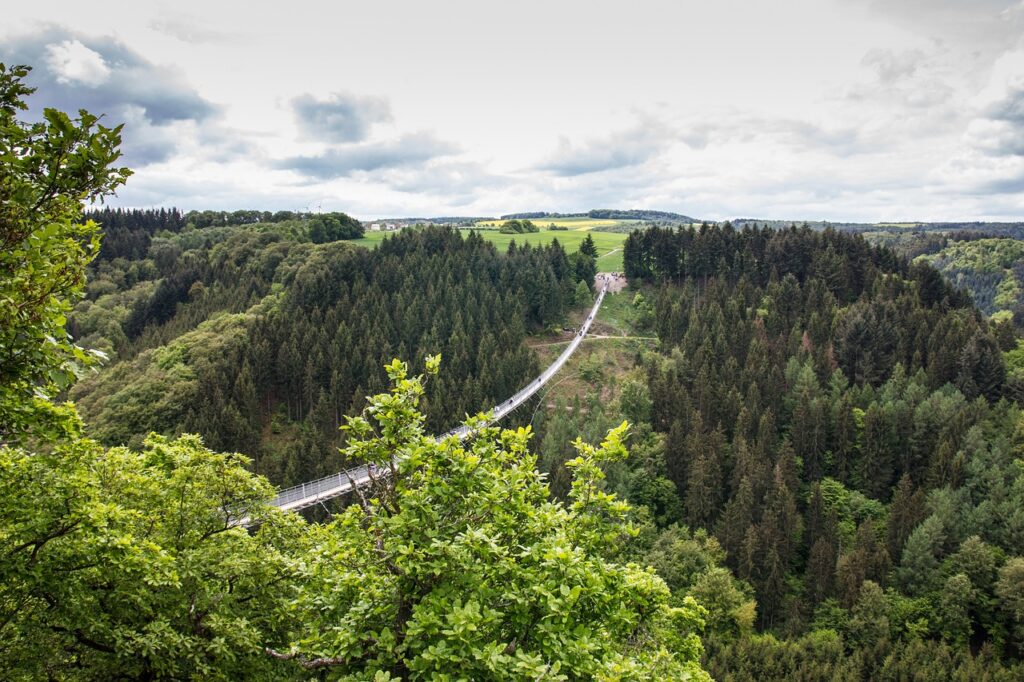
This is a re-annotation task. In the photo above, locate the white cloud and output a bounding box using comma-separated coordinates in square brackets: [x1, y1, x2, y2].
[44, 39, 109, 86]
[4, 28, 224, 168]
[931, 46, 1024, 199]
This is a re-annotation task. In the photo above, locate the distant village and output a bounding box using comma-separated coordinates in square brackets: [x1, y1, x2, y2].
[365, 222, 401, 232]
[365, 217, 485, 231]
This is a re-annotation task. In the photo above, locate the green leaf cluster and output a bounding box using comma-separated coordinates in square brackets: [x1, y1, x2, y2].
[283, 360, 710, 680]
[0, 63, 130, 443]
[0, 432, 304, 680]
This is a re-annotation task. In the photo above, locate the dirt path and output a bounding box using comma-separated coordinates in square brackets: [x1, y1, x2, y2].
[595, 270, 627, 292]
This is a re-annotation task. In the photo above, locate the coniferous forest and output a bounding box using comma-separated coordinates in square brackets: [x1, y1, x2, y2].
[613, 225, 1024, 679]
[69, 212, 593, 488]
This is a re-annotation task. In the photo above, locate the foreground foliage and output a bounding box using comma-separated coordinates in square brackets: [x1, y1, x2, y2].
[279, 359, 710, 680]
[0, 62, 712, 680]
[0, 431, 303, 680]
[0, 63, 129, 444]
[3, 359, 711, 680]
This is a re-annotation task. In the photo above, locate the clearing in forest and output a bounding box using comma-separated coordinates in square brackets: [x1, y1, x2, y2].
[353, 227, 628, 270]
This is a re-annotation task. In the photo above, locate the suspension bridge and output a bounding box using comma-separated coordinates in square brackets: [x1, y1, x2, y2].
[267, 284, 609, 513]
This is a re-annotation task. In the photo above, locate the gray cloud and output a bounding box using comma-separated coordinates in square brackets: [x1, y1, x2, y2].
[195, 124, 258, 162]
[861, 48, 925, 84]
[982, 174, 1024, 194]
[959, 80, 1024, 162]
[291, 92, 392, 143]
[681, 115, 874, 157]
[537, 124, 668, 176]
[275, 132, 458, 179]
[117, 109, 180, 165]
[1, 27, 219, 166]
[114, 172, 316, 212]
[376, 161, 512, 207]
[971, 124, 1024, 158]
[937, 81, 1024, 195]
[383, 161, 495, 193]
[989, 82, 1024, 126]
[749, 119, 868, 156]
[778, 120, 875, 156]
[847, 0, 1024, 49]
[538, 114, 872, 182]
[844, 45, 958, 115]
[3, 28, 216, 123]
[148, 14, 240, 45]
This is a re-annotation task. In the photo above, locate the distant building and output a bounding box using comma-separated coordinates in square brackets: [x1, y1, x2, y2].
[369, 223, 382, 231]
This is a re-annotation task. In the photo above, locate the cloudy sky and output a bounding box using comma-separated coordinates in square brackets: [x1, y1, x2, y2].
[4, 1, 1024, 220]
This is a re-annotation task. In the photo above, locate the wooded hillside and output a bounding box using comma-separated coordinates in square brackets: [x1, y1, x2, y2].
[612, 224, 1024, 678]
[69, 218, 594, 488]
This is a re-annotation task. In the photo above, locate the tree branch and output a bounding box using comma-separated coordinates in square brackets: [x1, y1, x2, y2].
[50, 626, 116, 654]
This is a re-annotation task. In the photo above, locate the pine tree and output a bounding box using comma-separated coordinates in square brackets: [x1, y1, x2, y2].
[856, 404, 894, 500]
[685, 451, 722, 528]
[886, 474, 926, 560]
[806, 536, 838, 604]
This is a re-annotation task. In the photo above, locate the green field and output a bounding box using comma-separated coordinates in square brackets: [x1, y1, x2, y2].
[595, 248, 623, 271]
[475, 216, 633, 231]
[352, 227, 627, 271]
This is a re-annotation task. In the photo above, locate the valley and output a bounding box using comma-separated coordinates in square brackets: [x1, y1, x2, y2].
[50, 208, 1024, 679]
[4, 13, 1024, 673]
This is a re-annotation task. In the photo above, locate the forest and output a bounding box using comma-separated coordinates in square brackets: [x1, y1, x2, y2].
[501, 209, 698, 223]
[499, 219, 540, 233]
[592, 224, 1024, 678]
[913, 237, 1024, 322]
[68, 209, 595, 489]
[28, 195, 1024, 681]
